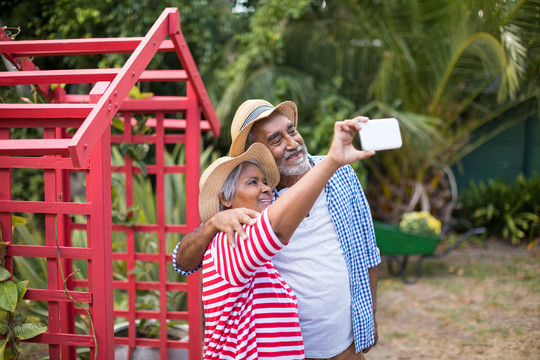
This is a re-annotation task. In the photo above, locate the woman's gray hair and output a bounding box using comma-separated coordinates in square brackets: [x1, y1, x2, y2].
[219, 160, 262, 211]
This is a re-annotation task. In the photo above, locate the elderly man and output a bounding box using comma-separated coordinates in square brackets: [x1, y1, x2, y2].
[173, 99, 380, 359]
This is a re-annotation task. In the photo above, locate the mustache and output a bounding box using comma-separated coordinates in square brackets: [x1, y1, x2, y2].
[283, 145, 305, 159]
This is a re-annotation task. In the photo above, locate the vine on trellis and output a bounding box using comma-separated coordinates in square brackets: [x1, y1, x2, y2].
[0, 217, 47, 359]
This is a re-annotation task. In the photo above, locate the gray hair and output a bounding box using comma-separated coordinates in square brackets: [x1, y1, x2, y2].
[245, 132, 255, 151]
[219, 160, 262, 211]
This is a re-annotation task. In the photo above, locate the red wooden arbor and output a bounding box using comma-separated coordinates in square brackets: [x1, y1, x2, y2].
[0, 8, 218, 359]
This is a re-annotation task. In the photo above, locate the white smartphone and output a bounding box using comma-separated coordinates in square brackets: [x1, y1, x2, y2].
[358, 118, 402, 151]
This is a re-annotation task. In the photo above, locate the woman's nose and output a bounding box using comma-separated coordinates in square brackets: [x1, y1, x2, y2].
[261, 183, 272, 193]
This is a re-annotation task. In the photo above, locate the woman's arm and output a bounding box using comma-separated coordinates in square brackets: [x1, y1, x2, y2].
[210, 209, 286, 285]
[269, 118, 375, 242]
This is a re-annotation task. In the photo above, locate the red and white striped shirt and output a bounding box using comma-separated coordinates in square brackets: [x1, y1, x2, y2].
[202, 208, 305, 359]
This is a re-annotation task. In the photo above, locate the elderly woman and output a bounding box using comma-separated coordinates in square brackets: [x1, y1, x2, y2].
[198, 120, 375, 359]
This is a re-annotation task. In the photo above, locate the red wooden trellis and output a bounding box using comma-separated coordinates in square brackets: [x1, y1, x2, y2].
[0, 7, 218, 359]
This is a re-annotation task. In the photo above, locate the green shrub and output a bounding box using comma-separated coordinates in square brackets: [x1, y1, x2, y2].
[457, 174, 540, 244]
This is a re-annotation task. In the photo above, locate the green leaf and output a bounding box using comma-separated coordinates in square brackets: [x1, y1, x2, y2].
[0, 337, 8, 359]
[0, 267, 11, 282]
[112, 117, 125, 131]
[14, 322, 47, 340]
[0, 320, 8, 335]
[128, 86, 153, 99]
[11, 216, 26, 226]
[486, 203, 495, 221]
[16, 280, 29, 306]
[4, 346, 14, 360]
[0, 281, 18, 313]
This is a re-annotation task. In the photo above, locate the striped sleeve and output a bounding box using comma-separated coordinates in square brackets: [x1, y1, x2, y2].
[211, 208, 285, 286]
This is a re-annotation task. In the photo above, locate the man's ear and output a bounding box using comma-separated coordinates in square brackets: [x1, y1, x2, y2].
[219, 193, 232, 209]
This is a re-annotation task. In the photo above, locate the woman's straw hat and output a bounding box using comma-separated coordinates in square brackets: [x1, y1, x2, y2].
[198, 143, 280, 222]
[229, 99, 297, 157]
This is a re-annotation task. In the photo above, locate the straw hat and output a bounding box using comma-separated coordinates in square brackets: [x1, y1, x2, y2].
[229, 99, 297, 157]
[198, 143, 280, 222]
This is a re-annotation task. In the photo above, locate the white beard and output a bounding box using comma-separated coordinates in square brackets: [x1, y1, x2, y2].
[277, 146, 310, 176]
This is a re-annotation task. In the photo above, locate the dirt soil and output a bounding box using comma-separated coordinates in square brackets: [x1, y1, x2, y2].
[368, 239, 539, 360]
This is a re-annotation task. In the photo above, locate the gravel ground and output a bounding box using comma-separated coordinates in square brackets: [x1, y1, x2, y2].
[368, 240, 539, 360]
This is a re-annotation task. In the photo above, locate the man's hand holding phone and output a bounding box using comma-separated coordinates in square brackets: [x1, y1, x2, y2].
[359, 118, 402, 151]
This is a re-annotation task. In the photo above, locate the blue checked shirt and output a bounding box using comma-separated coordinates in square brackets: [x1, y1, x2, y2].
[173, 154, 381, 351]
[310, 155, 381, 351]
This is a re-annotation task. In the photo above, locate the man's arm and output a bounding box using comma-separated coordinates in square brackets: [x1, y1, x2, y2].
[174, 208, 260, 272]
[363, 265, 379, 353]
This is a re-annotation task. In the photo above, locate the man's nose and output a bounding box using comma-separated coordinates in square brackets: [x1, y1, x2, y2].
[284, 135, 299, 150]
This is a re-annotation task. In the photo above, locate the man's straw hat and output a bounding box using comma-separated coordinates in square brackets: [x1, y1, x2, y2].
[198, 143, 280, 222]
[229, 99, 297, 157]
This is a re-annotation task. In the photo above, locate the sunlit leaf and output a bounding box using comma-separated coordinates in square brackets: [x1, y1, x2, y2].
[0, 268, 11, 282]
[13, 322, 47, 340]
[11, 216, 26, 227]
[16, 280, 29, 305]
[0, 337, 8, 359]
[0, 321, 8, 335]
[0, 281, 18, 313]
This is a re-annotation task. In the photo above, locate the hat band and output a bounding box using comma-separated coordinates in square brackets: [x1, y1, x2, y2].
[241, 105, 273, 130]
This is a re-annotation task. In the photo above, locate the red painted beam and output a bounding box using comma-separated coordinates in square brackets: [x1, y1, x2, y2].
[113, 309, 188, 321]
[0, 118, 84, 128]
[61, 95, 200, 115]
[117, 96, 191, 111]
[0, 69, 118, 85]
[0, 38, 175, 57]
[138, 69, 188, 81]
[111, 134, 186, 144]
[24, 289, 92, 303]
[114, 337, 188, 348]
[0, 199, 90, 214]
[29, 333, 94, 347]
[0, 157, 83, 170]
[111, 280, 187, 292]
[114, 337, 189, 348]
[0, 139, 71, 156]
[7, 245, 92, 259]
[0, 104, 93, 118]
[0, 69, 188, 85]
[71, 223, 189, 233]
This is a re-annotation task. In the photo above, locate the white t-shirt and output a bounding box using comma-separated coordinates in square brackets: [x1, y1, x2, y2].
[272, 188, 353, 358]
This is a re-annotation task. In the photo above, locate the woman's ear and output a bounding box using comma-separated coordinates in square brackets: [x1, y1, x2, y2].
[219, 193, 232, 209]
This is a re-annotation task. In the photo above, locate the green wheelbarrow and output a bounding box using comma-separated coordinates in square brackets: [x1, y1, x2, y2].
[374, 221, 486, 284]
